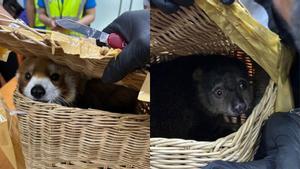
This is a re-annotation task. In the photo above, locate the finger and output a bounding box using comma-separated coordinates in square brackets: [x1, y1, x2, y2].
[103, 17, 123, 34]
[101, 35, 149, 83]
[52, 20, 56, 27]
[101, 46, 133, 83]
[151, 0, 180, 14]
[102, 10, 149, 43]
[102, 12, 132, 40]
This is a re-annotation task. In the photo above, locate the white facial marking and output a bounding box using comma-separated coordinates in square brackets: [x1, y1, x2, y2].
[23, 76, 60, 102]
[16, 73, 20, 80]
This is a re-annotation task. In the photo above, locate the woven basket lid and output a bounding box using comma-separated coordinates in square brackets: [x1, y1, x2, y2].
[0, 15, 148, 92]
[0, 15, 121, 78]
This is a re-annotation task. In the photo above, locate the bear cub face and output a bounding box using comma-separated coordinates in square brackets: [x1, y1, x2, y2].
[193, 57, 253, 123]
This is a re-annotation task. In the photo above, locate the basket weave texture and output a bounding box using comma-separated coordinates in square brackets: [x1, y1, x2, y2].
[150, 1, 282, 168]
[14, 90, 150, 169]
[0, 16, 121, 79]
[150, 81, 276, 168]
[151, 5, 237, 60]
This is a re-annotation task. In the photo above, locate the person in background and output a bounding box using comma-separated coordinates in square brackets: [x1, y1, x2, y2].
[37, 0, 96, 32]
[1, 0, 23, 18]
[144, 0, 150, 9]
[151, 0, 194, 14]
[272, 0, 300, 53]
[17, 0, 29, 25]
[0, 1, 22, 87]
[0, 5, 11, 22]
[0, 2, 10, 86]
[26, 0, 45, 28]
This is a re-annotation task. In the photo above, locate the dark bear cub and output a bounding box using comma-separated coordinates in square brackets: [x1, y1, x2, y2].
[151, 55, 254, 141]
[193, 57, 254, 125]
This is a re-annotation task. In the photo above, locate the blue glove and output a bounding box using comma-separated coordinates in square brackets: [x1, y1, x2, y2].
[101, 10, 150, 83]
[151, 0, 194, 14]
[203, 112, 300, 169]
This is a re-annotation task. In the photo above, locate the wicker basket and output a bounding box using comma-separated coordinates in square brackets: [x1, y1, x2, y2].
[0, 16, 150, 169]
[14, 91, 150, 169]
[150, 0, 293, 168]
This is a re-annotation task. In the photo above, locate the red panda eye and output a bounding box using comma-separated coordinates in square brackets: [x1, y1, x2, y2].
[25, 72, 31, 80]
[50, 73, 60, 81]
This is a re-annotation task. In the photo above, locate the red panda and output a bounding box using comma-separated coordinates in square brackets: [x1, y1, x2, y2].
[17, 57, 138, 113]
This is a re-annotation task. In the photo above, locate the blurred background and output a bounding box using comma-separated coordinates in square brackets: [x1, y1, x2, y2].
[16, 0, 144, 30]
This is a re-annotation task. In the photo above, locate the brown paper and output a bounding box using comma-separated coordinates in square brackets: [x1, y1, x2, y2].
[0, 25, 46, 46]
[0, 95, 25, 169]
[49, 31, 121, 59]
[0, 97, 17, 169]
[197, 0, 294, 112]
[0, 46, 10, 62]
[138, 72, 150, 102]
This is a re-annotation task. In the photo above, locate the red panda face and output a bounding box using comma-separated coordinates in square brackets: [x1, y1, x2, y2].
[17, 57, 83, 106]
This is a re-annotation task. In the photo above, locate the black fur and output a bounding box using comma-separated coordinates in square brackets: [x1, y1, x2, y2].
[76, 79, 139, 114]
[151, 55, 254, 141]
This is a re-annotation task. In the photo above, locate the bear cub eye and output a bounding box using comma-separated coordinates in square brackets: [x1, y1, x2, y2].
[239, 80, 248, 90]
[214, 88, 224, 97]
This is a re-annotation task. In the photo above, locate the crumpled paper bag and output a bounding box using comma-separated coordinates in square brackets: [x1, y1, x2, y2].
[0, 46, 10, 62]
[0, 95, 25, 169]
[138, 72, 150, 102]
[197, 0, 294, 112]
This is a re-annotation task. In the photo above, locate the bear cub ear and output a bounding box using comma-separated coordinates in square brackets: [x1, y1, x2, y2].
[193, 68, 203, 81]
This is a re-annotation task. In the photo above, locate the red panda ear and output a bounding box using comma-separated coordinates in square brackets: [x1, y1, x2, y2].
[193, 68, 203, 81]
[22, 56, 35, 66]
[24, 55, 36, 60]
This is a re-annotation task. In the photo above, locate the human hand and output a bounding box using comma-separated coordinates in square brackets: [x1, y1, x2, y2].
[101, 10, 150, 83]
[254, 112, 300, 169]
[49, 19, 66, 32]
[204, 112, 300, 169]
[49, 19, 57, 30]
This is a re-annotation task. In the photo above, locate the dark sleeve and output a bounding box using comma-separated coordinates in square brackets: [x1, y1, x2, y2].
[255, 112, 300, 168]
